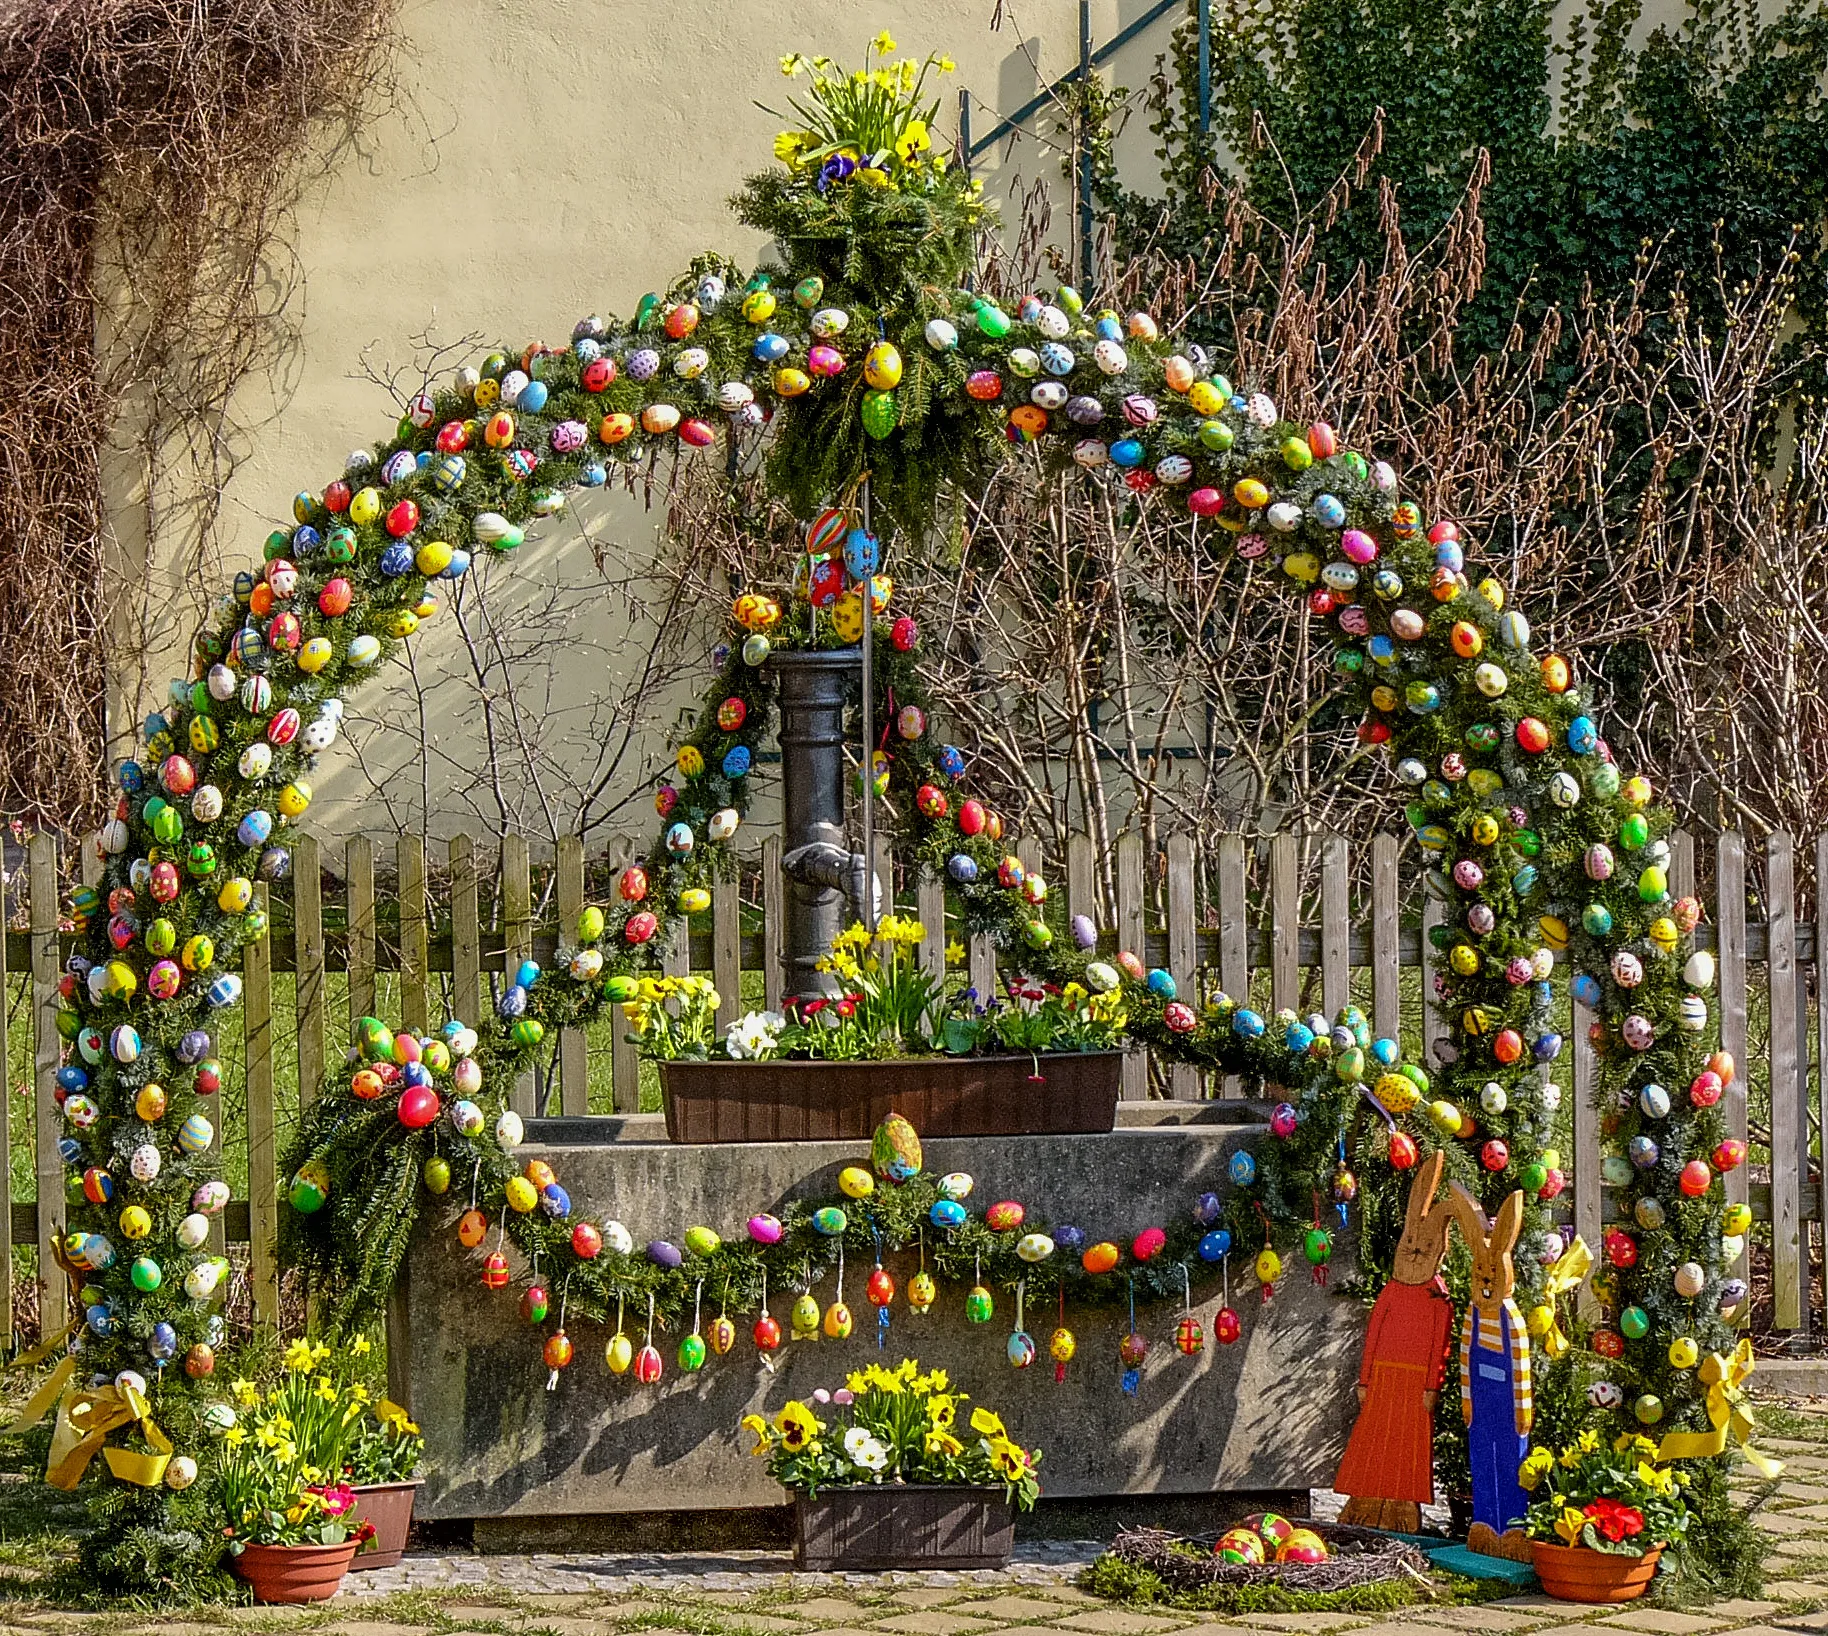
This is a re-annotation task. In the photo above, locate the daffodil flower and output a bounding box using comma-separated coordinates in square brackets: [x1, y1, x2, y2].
[780, 52, 806, 76]
[969, 1406, 1005, 1438]
[872, 30, 897, 54]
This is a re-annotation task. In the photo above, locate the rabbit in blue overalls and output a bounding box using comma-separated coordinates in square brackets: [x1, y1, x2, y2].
[1450, 1184, 1534, 1562]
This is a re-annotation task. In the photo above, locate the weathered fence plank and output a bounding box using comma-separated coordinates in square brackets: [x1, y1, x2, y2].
[1371, 834, 1400, 1046]
[1115, 831, 1146, 1101]
[1166, 833, 1199, 1100]
[1716, 832, 1750, 1291]
[346, 835, 376, 1030]
[294, 833, 325, 1110]
[1768, 832, 1802, 1332]
[245, 883, 279, 1324]
[501, 833, 534, 1117]
[29, 834, 60, 1337]
[557, 835, 590, 1116]
[1269, 834, 1298, 1015]
[1216, 832, 1247, 1099]
[1321, 834, 1349, 1021]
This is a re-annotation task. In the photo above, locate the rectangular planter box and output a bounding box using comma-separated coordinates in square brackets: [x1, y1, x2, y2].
[661, 1052, 1121, 1143]
[794, 1484, 1015, 1571]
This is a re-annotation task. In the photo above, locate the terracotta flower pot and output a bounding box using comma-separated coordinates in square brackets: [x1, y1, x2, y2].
[230, 1538, 359, 1603]
[1531, 1539, 1663, 1603]
[346, 1479, 422, 1570]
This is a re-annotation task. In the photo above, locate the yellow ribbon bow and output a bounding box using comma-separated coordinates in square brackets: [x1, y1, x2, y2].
[1656, 1338, 1783, 1480]
[5, 1353, 172, 1490]
[1527, 1235, 1593, 1360]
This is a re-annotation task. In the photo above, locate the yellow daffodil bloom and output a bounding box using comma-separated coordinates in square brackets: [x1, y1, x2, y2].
[1554, 1505, 1587, 1545]
[1517, 1447, 1554, 1490]
[283, 1338, 315, 1373]
[780, 52, 805, 76]
[222, 1425, 246, 1448]
[872, 30, 897, 53]
[969, 1406, 1005, 1438]
[230, 1377, 257, 1407]
[939, 55, 956, 72]
[857, 167, 890, 188]
[742, 1413, 771, 1455]
[945, 939, 965, 966]
[352, 1335, 372, 1356]
[775, 131, 807, 164]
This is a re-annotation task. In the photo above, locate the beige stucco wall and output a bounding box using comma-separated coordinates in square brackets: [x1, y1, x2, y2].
[105, 0, 1181, 844]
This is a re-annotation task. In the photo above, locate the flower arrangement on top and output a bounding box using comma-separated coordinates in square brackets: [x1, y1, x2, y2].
[768, 35, 956, 192]
[631, 915, 1126, 1065]
[1521, 1430, 1690, 1557]
[741, 1357, 1041, 1509]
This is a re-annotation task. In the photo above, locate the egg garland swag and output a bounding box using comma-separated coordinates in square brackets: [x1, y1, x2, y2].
[53, 42, 1749, 1537]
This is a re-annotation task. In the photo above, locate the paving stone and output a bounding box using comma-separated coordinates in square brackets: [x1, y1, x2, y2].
[1765, 1580, 1828, 1601]
[1226, 1617, 1362, 1632]
[1051, 1615, 1201, 1636]
[317, 1623, 435, 1636]
[887, 1592, 970, 1611]
[1407, 1607, 1561, 1631]
[1782, 1487, 1828, 1505]
[1776, 1615, 1828, 1630]
[871, 1615, 995, 1636]
[1591, 1614, 1732, 1634]
[795, 1602, 881, 1623]
[952, 1598, 1075, 1623]
[1698, 1606, 1779, 1623]
[731, 1617, 821, 1632]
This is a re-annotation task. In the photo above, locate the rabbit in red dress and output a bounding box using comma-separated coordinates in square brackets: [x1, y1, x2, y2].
[1334, 1150, 1454, 1532]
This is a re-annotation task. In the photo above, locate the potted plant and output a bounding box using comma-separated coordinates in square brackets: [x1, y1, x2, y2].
[658, 919, 1124, 1141]
[344, 1393, 425, 1570]
[214, 1337, 377, 1601]
[740, 1358, 1040, 1570]
[1520, 1431, 1690, 1602]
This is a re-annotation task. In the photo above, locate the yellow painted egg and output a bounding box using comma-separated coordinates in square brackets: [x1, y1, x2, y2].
[387, 609, 419, 638]
[1648, 918, 1679, 952]
[677, 745, 705, 778]
[348, 487, 382, 525]
[217, 877, 253, 913]
[120, 1205, 153, 1240]
[278, 781, 312, 817]
[838, 1166, 875, 1200]
[297, 637, 333, 674]
[863, 341, 903, 390]
[1538, 916, 1570, 951]
[1234, 478, 1270, 509]
[417, 539, 454, 576]
[505, 1176, 539, 1213]
[677, 887, 711, 913]
[135, 1084, 167, 1122]
[774, 367, 811, 397]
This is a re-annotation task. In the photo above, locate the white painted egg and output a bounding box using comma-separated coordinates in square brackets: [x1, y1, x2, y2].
[938, 1172, 973, 1200]
[924, 319, 958, 351]
[602, 1219, 634, 1255]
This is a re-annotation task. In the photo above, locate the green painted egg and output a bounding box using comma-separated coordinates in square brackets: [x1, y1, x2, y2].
[812, 1206, 848, 1236]
[678, 1333, 707, 1371]
[684, 1225, 721, 1257]
[861, 389, 899, 440]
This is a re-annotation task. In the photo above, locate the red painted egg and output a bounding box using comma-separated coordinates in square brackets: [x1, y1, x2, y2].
[319, 578, 353, 617]
[386, 500, 420, 538]
[398, 1085, 441, 1128]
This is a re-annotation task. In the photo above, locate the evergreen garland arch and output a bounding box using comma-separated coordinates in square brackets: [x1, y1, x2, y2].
[44, 44, 1758, 1583]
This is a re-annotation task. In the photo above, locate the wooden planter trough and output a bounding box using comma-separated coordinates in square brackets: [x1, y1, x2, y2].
[794, 1484, 1015, 1570]
[661, 1052, 1122, 1143]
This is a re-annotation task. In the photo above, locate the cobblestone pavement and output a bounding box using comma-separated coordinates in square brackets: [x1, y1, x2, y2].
[4, 1414, 1828, 1634]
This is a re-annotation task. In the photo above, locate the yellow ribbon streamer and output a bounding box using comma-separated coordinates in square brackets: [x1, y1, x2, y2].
[1656, 1339, 1783, 1480]
[5, 1352, 172, 1490]
[1526, 1235, 1593, 1360]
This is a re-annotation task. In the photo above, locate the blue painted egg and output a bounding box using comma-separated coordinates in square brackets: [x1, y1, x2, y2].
[1146, 969, 1177, 999]
[56, 1065, 87, 1093]
[1051, 1224, 1085, 1253]
[237, 810, 273, 848]
[1095, 315, 1123, 340]
[647, 1239, 683, 1268]
[1039, 341, 1074, 375]
[1572, 974, 1601, 1008]
[929, 1199, 967, 1229]
[379, 542, 413, 577]
[1567, 716, 1598, 754]
[1198, 1228, 1233, 1262]
[1232, 1009, 1265, 1038]
[1312, 493, 1346, 528]
[580, 462, 607, 487]
[57, 1138, 81, 1165]
[516, 960, 541, 989]
[1228, 1151, 1257, 1185]
[1110, 439, 1145, 468]
[939, 745, 966, 778]
[1284, 1022, 1314, 1054]
[519, 380, 549, 413]
[539, 1183, 570, 1218]
[1628, 1135, 1660, 1169]
[1435, 540, 1464, 572]
[292, 525, 321, 554]
[723, 746, 752, 778]
[1512, 864, 1538, 895]
[1371, 1037, 1400, 1067]
[753, 333, 790, 363]
[947, 854, 978, 884]
[1533, 1032, 1563, 1062]
[1367, 634, 1395, 664]
[402, 1062, 432, 1089]
[844, 529, 879, 577]
[1193, 1191, 1222, 1225]
[430, 454, 467, 495]
[149, 1322, 178, 1359]
[443, 548, 472, 579]
[118, 760, 145, 793]
[85, 1305, 112, 1337]
[498, 984, 528, 1018]
[813, 1206, 848, 1235]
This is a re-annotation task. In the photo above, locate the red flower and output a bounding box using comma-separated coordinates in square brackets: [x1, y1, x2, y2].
[1582, 1497, 1645, 1542]
[800, 997, 828, 1018]
[834, 995, 858, 1018]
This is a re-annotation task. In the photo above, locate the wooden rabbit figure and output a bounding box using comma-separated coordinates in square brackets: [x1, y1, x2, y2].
[1335, 1150, 1455, 1533]
[1449, 1183, 1534, 1561]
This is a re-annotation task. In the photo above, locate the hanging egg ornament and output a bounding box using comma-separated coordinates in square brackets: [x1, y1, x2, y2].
[1175, 1315, 1204, 1355]
[908, 1271, 937, 1314]
[966, 1284, 995, 1324]
[752, 1313, 781, 1354]
[822, 1300, 853, 1340]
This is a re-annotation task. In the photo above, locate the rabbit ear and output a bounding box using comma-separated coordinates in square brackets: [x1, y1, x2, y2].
[1490, 1189, 1526, 1254]
[1447, 1181, 1490, 1249]
[1404, 1150, 1447, 1236]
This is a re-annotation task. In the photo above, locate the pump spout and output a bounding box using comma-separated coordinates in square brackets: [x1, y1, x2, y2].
[782, 841, 882, 927]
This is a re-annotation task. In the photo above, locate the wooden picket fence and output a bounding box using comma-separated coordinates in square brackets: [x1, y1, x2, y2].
[2, 827, 1819, 1348]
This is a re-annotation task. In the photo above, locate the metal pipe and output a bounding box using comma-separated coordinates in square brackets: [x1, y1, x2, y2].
[1198, 0, 1212, 136]
[860, 481, 875, 933]
[1078, 0, 1095, 291]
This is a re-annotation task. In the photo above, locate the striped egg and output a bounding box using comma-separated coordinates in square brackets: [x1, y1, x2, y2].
[178, 1113, 214, 1154]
